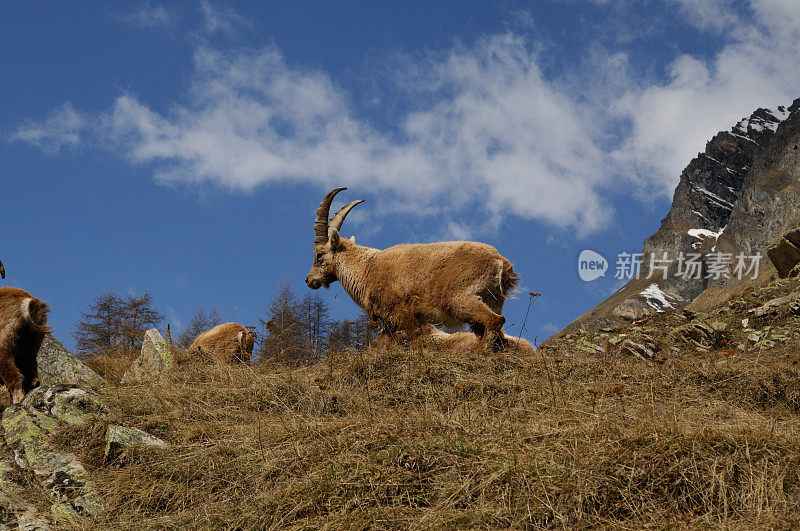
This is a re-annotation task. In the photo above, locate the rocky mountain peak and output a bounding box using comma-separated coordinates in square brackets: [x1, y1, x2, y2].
[558, 98, 800, 335]
[732, 106, 790, 140]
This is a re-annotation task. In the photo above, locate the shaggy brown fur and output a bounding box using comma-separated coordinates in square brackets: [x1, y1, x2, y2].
[417, 325, 535, 354]
[0, 287, 51, 403]
[306, 189, 520, 350]
[188, 323, 255, 364]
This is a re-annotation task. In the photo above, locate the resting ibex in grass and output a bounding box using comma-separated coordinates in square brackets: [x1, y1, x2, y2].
[188, 323, 256, 363]
[305, 188, 520, 351]
[0, 287, 50, 403]
[418, 325, 534, 354]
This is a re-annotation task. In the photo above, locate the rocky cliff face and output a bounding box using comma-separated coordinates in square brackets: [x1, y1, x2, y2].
[709, 102, 800, 285]
[559, 99, 799, 335]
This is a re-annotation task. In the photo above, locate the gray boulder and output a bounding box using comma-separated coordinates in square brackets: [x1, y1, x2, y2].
[619, 335, 658, 360]
[611, 298, 653, 321]
[23, 385, 106, 425]
[104, 425, 167, 460]
[767, 228, 800, 278]
[121, 329, 173, 384]
[672, 321, 723, 350]
[37, 335, 103, 387]
[748, 292, 800, 318]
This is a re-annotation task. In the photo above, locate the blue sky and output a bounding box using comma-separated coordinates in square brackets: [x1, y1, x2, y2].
[3, 1, 799, 350]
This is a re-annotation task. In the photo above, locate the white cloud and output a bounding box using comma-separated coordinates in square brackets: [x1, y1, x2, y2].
[611, 0, 800, 197]
[199, 0, 249, 36]
[120, 3, 176, 29]
[12, 36, 612, 234]
[538, 322, 560, 338]
[399, 34, 610, 231]
[10, 1, 800, 234]
[10, 103, 88, 154]
[668, 0, 740, 33]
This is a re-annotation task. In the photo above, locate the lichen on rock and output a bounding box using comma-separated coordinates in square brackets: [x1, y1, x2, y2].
[121, 329, 174, 384]
[36, 335, 103, 388]
[1, 387, 103, 523]
[104, 425, 167, 460]
[23, 385, 106, 426]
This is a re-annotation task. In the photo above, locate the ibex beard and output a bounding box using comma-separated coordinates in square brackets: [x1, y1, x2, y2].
[305, 188, 520, 351]
[0, 287, 51, 403]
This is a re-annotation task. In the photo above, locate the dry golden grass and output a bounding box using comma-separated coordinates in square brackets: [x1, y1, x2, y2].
[44, 279, 800, 528]
[53, 317, 800, 530]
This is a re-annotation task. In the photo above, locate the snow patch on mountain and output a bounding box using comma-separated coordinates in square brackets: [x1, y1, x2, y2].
[771, 106, 791, 122]
[640, 283, 675, 312]
[690, 184, 734, 210]
[689, 226, 725, 249]
[688, 227, 724, 240]
[734, 106, 790, 135]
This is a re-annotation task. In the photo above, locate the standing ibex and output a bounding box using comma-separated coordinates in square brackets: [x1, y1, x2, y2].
[0, 287, 51, 403]
[305, 188, 520, 350]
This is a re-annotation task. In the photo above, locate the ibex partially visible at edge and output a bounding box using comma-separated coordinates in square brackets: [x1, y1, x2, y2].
[305, 188, 520, 351]
[0, 287, 51, 403]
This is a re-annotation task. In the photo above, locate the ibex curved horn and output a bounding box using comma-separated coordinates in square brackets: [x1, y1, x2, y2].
[314, 188, 347, 244]
[330, 199, 365, 233]
[0, 259, 4, 279]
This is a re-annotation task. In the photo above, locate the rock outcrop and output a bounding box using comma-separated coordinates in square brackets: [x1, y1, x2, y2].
[36, 335, 103, 388]
[1, 386, 104, 526]
[0, 336, 108, 527]
[767, 227, 800, 278]
[23, 385, 106, 425]
[0, 451, 51, 530]
[121, 329, 173, 384]
[0, 383, 166, 527]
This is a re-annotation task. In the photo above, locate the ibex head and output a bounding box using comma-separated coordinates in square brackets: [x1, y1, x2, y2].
[239, 326, 257, 357]
[305, 187, 364, 290]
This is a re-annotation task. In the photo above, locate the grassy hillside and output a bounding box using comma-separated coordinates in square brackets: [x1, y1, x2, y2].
[53, 279, 800, 528]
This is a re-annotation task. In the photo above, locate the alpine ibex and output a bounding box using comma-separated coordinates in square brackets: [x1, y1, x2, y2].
[305, 188, 520, 350]
[0, 287, 51, 403]
[417, 325, 534, 353]
[187, 322, 256, 363]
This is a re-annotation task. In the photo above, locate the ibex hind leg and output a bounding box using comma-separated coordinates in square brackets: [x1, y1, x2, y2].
[0, 351, 25, 403]
[451, 295, 507, 352]
[477, 273, 511, 352]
